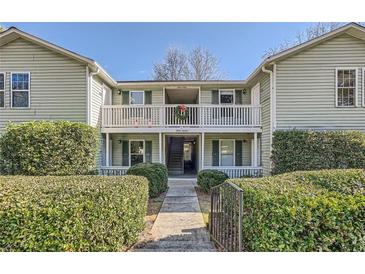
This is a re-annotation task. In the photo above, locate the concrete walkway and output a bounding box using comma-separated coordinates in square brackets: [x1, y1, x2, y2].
[135, 179, 216, 252]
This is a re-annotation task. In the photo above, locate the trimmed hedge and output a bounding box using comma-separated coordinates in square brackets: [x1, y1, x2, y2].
[232, 169, 365, 251]
[197, 169, 229, 192]
[0, 121, 99, 175]
[0, 175, 148, 251]
[126, 163, 168, 198]
[271, 130, 365, 175]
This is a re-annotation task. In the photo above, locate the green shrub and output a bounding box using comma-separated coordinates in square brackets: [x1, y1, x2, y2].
[0, 121, 99, 175]
[197, 169, 229, 192]
[0, 175, 148, 251]
[126, 163, 168, 198]
[271, 130, 365, 175]
[231, 169, 365, 251]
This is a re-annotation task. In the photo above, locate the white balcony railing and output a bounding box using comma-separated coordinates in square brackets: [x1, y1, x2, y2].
[102, 104, 261, 128]
[203, 166, 263, 178]
[99, 166, 262, 178]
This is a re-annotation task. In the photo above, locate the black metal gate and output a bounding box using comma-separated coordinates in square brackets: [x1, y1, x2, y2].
[209, 181, 243, 252]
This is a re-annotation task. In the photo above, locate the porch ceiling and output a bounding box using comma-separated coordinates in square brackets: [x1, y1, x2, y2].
[165, 88, 199, 104]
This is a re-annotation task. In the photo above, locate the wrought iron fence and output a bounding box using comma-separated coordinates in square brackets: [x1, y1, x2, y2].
[209, 181, 243, 252]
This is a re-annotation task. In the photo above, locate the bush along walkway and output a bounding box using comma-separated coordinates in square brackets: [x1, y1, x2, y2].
[132, 179, 216, 252]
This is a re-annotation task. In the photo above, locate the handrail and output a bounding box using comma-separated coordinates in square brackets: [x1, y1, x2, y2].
[102, 104, 261, 128]
[102, 104, 261, 108]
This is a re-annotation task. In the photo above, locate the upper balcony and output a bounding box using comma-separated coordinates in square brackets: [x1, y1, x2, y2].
[101, 104, 261, 132]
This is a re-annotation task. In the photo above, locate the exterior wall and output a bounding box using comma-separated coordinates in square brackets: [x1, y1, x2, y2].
[276, 34, 365, 132]
[200, 89, 251, 104]
[200, 90, 212, 104]
[110, 133, 159, 166]
[90, 75, 112, 127]
[259, 74, 271, 176]
[112, 89, 164, 105]
[203, 133, 254, 167]
[0, 38, 87, 132]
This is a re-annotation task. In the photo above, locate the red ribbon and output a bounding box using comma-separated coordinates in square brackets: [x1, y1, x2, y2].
[179, 104, 186, 112]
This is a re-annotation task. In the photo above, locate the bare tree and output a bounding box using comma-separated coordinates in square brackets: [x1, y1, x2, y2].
[188, 47, 224, 80]
[152, 47, 190, 80]
[263, 22, 345, 58]
[153, 46, 225, 80]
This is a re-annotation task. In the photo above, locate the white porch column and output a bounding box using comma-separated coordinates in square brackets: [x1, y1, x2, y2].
[253, 132, 258, 167]
[201, 132, 205, 170]
[106, 133, 110, 166]
[159, 133, 162, 163]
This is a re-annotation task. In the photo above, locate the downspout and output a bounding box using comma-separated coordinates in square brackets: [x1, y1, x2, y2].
[88, 67, 101, 126]
[261, 64, 276, 173]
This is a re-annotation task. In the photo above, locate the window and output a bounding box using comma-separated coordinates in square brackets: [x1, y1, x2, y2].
[130, 140, 144, 166]
[336, 69, 356, 107]
[11, 72, 30, 108]
[0, 73, 4, 108]
[220, 140, 234, 166]
[130, 91, 144, 105]
[219, 89, 234, 104]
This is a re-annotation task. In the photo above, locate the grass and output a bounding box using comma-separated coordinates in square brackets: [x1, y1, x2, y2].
[195, 186, 211, 227]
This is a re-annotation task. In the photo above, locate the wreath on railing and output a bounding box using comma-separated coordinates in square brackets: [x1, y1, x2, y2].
[175, 104, 189, 121]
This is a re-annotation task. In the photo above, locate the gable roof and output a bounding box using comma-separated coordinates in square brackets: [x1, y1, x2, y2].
[246, 22, 365, 84]
[0, 27, 116, 87]
[1, 23, 365, 88]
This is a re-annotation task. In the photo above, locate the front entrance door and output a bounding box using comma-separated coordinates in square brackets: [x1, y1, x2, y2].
[167, 136, 197, 176]
[183, 138, 197, 175]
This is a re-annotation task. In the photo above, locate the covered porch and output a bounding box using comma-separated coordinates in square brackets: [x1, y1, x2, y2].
[99, 132, 262, 178]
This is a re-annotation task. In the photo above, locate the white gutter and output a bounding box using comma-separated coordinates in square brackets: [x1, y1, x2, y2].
[261, 64, 276, 173]
[88, 67, 101, 126]
[261, 64, 276, 131]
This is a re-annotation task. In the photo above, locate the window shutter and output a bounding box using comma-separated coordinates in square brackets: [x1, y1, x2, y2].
[235, 140, 243, 166]
[122, 141, 129, 166]
[145, 140, 152, 162]
[122, 90, 129, 105]
[144, 90, 152, 105]
[212, 90, 219, 104]
[212, 140, 219, 166]
[235, 90, 243, 105]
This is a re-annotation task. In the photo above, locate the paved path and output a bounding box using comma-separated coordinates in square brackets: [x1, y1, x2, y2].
[135, 179, 216, 252]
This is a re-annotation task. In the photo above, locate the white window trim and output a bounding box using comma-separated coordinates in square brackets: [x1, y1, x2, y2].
[129, 139, 145, 166]
[335, 67, 358, 108]
[10, 72, 31, 109]
[363, 68, 365, 107]
[0, 72, 5, 109]
[219, 139, 235, 167]
[130, 90, 145, 105]
[219, 89, 235, 105]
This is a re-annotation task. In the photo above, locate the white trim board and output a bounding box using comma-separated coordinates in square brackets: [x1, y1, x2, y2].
[335, 67, 359, 108]
[10, 71, 31, 109]
[0, 72, 5, 108]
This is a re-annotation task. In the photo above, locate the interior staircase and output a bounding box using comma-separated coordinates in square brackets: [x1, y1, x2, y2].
[167, 137, 184, 176]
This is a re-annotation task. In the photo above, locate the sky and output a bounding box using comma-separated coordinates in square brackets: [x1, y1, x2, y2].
[2, 22, 318, 80]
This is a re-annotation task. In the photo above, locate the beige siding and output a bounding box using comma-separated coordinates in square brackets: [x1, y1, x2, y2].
[111, 133, 159, 166]
[200, 90, 212, 104]
[200, 89, 251, 104]
[260, 75, 271, 176]
[0, 38, 87, 132]
[112, 89, 164, 105]
[242, 90, 251, 104]
[112, 89, 121, 105]
[203, 133, 254, 167]
[90, 76, 102, 127]
[276, 34, 365, 131]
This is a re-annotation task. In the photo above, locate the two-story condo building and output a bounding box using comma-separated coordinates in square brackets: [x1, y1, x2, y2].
[1, 23, 365, 177]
